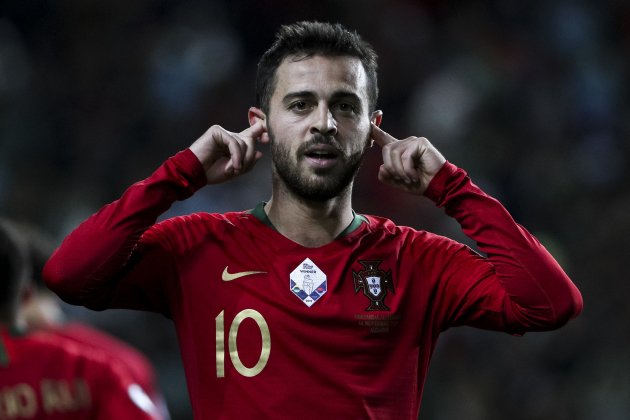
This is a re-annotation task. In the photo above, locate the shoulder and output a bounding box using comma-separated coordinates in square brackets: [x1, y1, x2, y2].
[140, 210, 255, 253]
[27, 329, 115, 363]
[59, 323, 152, 369]
[10, 330, 121, 377]
[360, 214, 433, 240]
[359, 214, 470, 255]
[38, 330, 139, 389]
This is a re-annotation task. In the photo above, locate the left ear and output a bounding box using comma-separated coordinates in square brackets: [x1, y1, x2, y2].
[248, 107, 267, 129]
[370, 110, 383, 127]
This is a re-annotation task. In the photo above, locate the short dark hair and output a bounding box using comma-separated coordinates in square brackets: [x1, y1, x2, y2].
[255, 21, 379, 114]
[0, 219, 28, 310]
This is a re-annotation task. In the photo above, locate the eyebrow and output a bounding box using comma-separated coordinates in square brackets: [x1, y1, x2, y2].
[330, 90, 362, 104]
[282, 90, 363, 105]
[282, 91, 316, 104]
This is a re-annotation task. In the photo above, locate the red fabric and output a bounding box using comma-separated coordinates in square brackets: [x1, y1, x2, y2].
[0, 327, 158, 419]
[53, 323, 158, 401]
[44, 150, 582, 419]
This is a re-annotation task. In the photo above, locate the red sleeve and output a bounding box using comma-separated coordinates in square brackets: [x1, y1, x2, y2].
[43, 149, 207, 313]
[424, 161, 583, 334]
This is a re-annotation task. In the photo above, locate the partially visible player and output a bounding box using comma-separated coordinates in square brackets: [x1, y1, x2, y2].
[0, 218, 161, 419]
[16, 221, 171, 419]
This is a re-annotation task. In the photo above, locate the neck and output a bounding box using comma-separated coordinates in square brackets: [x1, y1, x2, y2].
[265, 186, 355, 248]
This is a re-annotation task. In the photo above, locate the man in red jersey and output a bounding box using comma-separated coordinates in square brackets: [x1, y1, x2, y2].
[44, 21, 583, 419]
[0, 219, 161, 419]
[17, 223, 170, 419]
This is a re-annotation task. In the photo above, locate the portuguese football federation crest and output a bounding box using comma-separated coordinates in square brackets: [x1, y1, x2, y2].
[290, 258, 327, 307]
[353, 260, 394, 311]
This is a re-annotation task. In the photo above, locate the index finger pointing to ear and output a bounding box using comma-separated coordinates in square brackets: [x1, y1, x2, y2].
[241, 120, 266, 140]
[370, 123, 398, 147]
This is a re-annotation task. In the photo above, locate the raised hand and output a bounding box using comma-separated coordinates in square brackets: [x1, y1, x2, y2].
[189, 121, 269, 185]
[370, 123, 446, 195]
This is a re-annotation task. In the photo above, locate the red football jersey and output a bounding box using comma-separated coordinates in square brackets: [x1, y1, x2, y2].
[51, 322, 168, 418]
[44, 150, 582, 419]
[0, 327, 159, 419]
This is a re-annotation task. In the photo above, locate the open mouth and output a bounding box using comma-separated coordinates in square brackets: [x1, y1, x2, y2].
[303, 146, 341, 168]
[305, 150, 338, 160]
[303, 144, 341, 160]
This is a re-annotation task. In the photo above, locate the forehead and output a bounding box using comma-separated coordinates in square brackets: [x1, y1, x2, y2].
[272, 55, 369, 100]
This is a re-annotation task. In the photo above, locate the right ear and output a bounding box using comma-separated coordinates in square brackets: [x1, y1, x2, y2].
[248, 107, 267, 128]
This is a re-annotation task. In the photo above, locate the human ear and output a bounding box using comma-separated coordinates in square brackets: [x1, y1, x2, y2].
[248, 107, 267, 129]
[370, 110, 383, 127]
[367, 110, 383, 148]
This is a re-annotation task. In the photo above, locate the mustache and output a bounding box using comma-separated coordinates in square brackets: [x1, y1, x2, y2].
[297, 133, 343, 155]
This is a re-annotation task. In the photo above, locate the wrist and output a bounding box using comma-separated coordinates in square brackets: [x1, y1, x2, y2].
[423, 161, 457, 201]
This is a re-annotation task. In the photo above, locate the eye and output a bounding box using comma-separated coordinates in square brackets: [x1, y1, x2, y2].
[289, 101, 309, 112]
[334, 102, 356, 114]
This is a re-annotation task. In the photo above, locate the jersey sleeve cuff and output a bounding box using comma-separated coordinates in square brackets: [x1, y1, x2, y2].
[171, 148, 208, 192]
[424, 161, 460, 204]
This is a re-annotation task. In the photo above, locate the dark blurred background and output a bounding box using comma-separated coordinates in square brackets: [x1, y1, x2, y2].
[1, 0, 628, 419]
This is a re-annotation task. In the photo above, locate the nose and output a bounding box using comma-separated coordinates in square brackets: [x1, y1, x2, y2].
[310, 105, 337, 136]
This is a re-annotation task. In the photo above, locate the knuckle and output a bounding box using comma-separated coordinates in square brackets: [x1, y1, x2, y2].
[401, 149, 413, 159]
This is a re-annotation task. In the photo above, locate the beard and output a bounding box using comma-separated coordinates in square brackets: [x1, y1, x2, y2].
[269, 126, 368, 202]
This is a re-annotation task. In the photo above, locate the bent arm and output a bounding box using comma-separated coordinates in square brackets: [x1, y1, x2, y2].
[43, 150, 207, 312]
[425, 162, 583, 334]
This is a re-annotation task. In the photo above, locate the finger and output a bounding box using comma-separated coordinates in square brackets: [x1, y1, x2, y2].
[245, 123, 266, 161]
[238, 134, 256, 171]
[225, 138, 247, 174]
[370, 123, 397, 147]
[400, 142, 421, 183]
[222, 133, 244, 173]
[378, 164, 422, 194]
[241, 120, 266, 141]
[380, 140, 412, 183]
[377, 165, 393, 183]
[239, 121, 266, 168]
[380, 141, 394, 178]
[390, 144, 413, 183]
[378, 165, 406, 187]
[225, 159, 234, 175]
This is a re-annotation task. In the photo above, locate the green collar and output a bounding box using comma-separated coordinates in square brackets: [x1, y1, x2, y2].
[249, 202, 367, 239]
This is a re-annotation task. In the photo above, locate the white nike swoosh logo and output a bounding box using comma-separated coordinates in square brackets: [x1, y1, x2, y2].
[222, 266, 267, 281]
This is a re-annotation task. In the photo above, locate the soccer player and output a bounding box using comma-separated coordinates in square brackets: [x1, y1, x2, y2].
[0, 219, 161, 419]
[18, 222, 170, 419]
[44, 21, 583, 419]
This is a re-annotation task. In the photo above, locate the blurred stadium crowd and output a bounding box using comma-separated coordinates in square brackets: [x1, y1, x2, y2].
[1, 1, 628, 419]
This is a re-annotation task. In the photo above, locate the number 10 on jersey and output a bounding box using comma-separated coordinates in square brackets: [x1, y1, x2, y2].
[215, 309, 271, 378]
